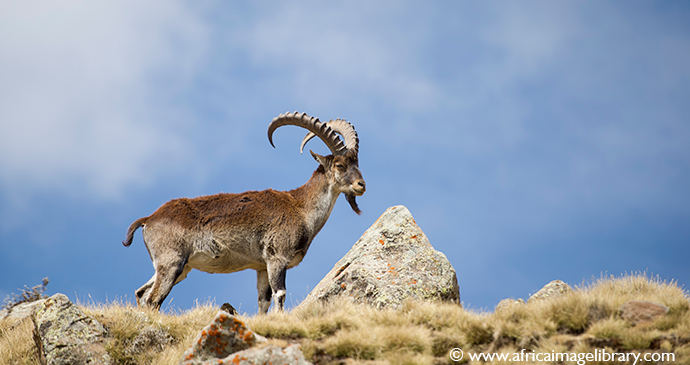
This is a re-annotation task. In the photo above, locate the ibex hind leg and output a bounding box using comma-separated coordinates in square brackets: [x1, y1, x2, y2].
[256, 269, 272, 314]
[143, 258, 189, 310]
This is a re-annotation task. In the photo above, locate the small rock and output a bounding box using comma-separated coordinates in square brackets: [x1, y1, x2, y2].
[180, 310, 265, 365]
[619, 300, 669, 326]
[495, 298, 525, 312]
[220, 303, 238, 316]
[528, 280, 572, 302]
[33, 293, 111, 365]
[179, 311, 308, 365]
[225, 344, 312, 365]
[127, 325, 174, 356]
[298, 205, 460, 310]
[588, 301, 610, 323]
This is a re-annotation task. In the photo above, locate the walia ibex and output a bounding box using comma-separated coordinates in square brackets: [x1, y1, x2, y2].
[123, 112, 365, 313]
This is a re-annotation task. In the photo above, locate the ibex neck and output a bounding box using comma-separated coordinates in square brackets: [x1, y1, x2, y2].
[289, 167, 339, 237]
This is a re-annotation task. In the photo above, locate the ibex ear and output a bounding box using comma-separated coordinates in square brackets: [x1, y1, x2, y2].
[310, 150, 330, 167]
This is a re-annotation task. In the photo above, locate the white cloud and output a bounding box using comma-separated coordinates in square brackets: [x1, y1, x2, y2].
[230, 2, 585, 153]
[0, 1, 209, 202]
[235, 2, 442, 113]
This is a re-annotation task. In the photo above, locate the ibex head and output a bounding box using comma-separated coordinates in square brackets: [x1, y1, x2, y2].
[268, 112, 366, 214]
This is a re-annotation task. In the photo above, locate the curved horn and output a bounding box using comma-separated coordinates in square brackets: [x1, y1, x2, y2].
[300, 119, 359, 156]
[268, 112, 347, 155]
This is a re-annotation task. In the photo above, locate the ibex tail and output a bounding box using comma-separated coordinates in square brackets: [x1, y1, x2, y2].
[123, 217, 149, 247]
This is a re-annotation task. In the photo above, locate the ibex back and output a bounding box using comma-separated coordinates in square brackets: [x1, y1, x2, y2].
[123, 112, 365, 313]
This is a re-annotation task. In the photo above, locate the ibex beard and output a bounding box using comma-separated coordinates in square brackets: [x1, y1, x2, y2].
[123, 112, 365, 313]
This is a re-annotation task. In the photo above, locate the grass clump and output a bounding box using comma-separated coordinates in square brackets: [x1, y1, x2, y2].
[80, 299, 218, 365]
[0, 317, 42, 365]
[248, 300, 360, 340]
[588, 317, 629, 339]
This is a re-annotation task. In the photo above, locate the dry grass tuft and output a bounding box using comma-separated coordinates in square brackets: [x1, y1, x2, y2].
[80, 298, 218, 365]
[587, 317, 629, 339]
[584, 272, 689, 311]
[247, 300, 361, 340]
[0, 317, 42, 365]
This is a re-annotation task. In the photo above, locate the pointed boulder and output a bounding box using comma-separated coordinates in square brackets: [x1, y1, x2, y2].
[299, 205, 460, 310]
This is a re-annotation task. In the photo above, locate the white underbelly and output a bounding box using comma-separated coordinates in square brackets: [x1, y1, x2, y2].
[187, 251, 265, 274]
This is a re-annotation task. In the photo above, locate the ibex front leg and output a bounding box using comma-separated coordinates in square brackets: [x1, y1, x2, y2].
[256, 269, 272, 314]
[267, 259, 288, 312]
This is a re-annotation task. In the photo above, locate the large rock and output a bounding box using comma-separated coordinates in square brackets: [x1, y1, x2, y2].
[33, 293, 111, 365]
[299, 205, 460, 310]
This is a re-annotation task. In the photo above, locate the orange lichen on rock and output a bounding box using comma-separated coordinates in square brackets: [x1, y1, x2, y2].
[232, 318, 247, 334]
[242, 330, 254, 343]
[181, 311, 263, 364]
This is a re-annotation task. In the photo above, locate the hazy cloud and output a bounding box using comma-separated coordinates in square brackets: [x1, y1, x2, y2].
[0, 1, 209, 204]
[232, 2, 442, 114]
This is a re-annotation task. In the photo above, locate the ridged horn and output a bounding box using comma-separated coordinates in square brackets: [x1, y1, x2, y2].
[299, 119, 359, 156]
[268, 112, 348, 156]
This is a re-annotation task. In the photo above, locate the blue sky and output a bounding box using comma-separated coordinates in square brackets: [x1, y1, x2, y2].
[1, 1, 689, 313]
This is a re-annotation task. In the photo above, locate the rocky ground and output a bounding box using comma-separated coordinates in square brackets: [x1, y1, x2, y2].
[2, 205, 689, 364]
